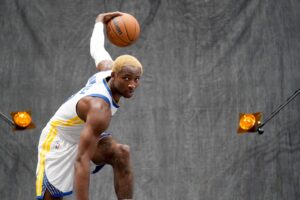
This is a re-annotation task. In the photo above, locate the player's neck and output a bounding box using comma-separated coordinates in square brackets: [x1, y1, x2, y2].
[107, 79, 121, 103]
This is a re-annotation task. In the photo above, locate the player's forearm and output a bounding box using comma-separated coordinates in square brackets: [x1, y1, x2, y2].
[74, 156, 90, 200]
[90, 22, 105, 52]
[90, 22, 112, 69]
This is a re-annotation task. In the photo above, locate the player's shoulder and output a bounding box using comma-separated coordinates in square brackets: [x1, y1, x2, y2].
[79, 95, 110, 108]
[77, 95, 111, 120]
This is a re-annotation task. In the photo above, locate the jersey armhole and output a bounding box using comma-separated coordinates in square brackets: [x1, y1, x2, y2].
[75, 94, 112, 121]
[89, 94, 111, 107]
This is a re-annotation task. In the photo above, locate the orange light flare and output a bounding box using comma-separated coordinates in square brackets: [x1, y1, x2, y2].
[237, 112, 262, 134]
[239, 114, 256, 130]
[12, 111, 32, 128]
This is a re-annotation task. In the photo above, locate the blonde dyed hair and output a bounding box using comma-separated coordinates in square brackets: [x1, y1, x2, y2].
[112, 55, 143, 74]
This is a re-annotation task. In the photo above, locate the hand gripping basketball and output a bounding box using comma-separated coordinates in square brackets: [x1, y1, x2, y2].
[105, 13, 140, 47]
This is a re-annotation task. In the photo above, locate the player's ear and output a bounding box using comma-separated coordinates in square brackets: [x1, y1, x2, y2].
[111, 71, 116, 79]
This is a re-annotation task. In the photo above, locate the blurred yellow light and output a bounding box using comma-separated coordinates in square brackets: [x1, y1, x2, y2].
[13, 111, 32, 128]
[239, 114, 256, 130]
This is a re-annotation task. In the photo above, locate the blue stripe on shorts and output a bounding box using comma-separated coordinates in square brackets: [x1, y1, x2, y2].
[37, 132, 112, 199]
[100, 131, 111, 139]
[36, 172, 72, 199]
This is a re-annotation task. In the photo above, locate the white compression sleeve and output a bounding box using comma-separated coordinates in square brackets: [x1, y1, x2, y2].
[90, 22, 112, 67]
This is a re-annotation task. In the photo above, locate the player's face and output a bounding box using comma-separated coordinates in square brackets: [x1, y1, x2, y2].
[113, 65, 142, 98]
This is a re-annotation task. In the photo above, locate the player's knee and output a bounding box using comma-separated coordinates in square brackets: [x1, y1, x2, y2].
[120, 144, 130, 152]
[113, 144, 131, 167]
[118, 144, 130, 159]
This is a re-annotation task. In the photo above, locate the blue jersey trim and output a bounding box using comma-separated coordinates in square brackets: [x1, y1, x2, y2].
[102, 78, 113, 97]
[92, 164, 105, 174]
[89, 94, 111, 107]
[112, 100, 120, 108]
[102, 79, 120, 108]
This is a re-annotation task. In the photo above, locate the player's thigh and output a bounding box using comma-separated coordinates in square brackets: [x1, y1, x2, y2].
[92, 136, 130, 166]
[44, 189, 62, 200]
[91, 136, 118, 165]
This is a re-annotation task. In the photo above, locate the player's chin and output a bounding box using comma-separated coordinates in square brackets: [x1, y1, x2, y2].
[123, 91, 134, 98]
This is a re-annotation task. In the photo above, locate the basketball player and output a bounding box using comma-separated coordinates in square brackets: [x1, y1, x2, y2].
[35, 11, 142, 200]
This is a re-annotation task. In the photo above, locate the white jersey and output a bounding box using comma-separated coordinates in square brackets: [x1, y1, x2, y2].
[45, 70, 119, 144]
[36, 70, 119, 199]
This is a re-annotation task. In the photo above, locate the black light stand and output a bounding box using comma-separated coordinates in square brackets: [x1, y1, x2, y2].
[0, 111, 15, 127]
[256, 88, 300, 134]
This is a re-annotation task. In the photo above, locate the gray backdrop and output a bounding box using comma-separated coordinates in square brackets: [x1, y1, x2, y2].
[0, 0, 300, 199]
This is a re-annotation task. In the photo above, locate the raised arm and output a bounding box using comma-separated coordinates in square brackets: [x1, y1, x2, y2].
[90, 12, 122, 71]
[74, 97, 111, 200]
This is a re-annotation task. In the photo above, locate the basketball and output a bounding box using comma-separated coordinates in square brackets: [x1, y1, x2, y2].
[106, 13, 140, 47]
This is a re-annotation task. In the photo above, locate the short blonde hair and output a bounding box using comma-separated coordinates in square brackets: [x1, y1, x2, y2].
[112, 55, 143, 74]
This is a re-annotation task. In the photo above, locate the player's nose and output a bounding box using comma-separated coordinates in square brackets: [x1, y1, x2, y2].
[128, 83, 135, 90]
[128, 81, 138, 90]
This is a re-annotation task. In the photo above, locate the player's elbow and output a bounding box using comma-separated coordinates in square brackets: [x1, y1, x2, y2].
[96, 60, 113, 71]
[74, 154, 89, 171]
[74, 156, 83, 170]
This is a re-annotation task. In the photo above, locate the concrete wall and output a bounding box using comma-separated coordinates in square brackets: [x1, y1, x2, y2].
[0, 0, 299, 199]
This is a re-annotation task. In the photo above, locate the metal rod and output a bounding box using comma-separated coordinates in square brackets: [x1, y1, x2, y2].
[257, 88, 300, 130]
[0, 111, 15, 126]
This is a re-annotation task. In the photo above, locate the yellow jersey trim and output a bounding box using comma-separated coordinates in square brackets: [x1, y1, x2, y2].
[36, 116, 84, 196]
